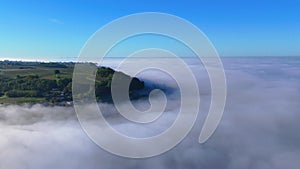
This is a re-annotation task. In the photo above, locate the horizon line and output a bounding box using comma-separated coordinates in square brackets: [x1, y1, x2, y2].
[1, 55, 300, 62]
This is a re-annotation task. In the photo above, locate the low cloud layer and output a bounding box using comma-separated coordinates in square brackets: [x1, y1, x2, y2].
[0, 57, 299, 169]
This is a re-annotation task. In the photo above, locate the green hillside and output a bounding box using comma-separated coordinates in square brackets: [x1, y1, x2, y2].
[0, 61, 144, 105]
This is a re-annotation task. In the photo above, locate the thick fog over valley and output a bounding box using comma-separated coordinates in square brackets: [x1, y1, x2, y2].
[0, 57, 299, 169]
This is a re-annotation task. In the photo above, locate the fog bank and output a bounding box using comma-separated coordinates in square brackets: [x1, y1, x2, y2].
[0, 57, 299, 169]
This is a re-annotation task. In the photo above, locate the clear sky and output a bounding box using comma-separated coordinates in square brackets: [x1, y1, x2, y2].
[0, 0, 299, 61]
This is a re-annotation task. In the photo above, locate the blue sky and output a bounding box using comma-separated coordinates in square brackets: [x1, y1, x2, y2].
[0, 0, 299, 61]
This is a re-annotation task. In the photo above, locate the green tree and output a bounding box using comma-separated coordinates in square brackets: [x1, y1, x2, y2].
[54, 70, 60, 74]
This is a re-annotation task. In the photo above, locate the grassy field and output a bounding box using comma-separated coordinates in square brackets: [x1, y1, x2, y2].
[0, 63, 74, 80]
[0, 96, 46, 104]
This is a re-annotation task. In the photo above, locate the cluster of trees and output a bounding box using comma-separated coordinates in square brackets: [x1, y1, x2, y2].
[94, 67, 144, 101]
